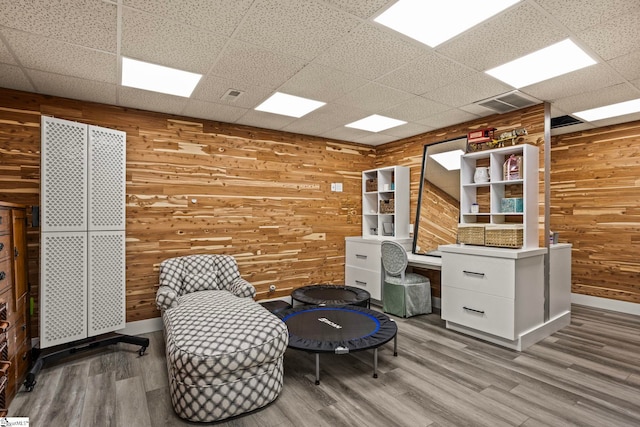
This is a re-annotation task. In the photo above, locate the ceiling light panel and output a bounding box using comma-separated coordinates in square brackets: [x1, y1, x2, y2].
[254, 92, 326, 118]
[374, 0, 521, 48]
[121, 57, 202, 97]
[573, 98, 640, 121]
[485, 39, 597, 88]
[345, 114, 407, 132]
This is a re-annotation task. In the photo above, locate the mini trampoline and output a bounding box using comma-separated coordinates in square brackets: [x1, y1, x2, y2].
[278, 305, 398, 384]
[291, 284, 371, 308]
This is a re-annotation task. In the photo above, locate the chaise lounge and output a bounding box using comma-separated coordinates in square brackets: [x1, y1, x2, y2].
[156, 254, 288, 422]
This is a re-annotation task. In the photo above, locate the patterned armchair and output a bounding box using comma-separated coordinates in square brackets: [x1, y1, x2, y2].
[156, 254, 256, 311]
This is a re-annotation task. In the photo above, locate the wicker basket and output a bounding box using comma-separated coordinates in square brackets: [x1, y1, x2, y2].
[379, 199, 394, 214]
[457, 224, 485, 245]
[485, 224, 523, 248]
[365, 178, 378, 192]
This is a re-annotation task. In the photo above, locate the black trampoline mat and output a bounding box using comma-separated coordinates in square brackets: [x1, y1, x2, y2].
[279, 306, 397, 353]
[284, 307, 379, 341]
[291, 284, 370, 307]
[303, 288, 358, 302]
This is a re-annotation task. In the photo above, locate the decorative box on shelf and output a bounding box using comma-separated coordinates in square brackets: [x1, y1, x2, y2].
[365, 178, 377, 192]
[379, 199, 394, 214]
[501, 197, 523, 213]
[485, 224, 523, 248]
[457, 223, 485, 246]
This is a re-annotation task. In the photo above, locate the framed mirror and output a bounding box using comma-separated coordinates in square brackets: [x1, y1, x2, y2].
[412, 136, 467, 256]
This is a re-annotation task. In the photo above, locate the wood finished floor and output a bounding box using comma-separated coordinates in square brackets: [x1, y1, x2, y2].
[9, 304, 640, 426]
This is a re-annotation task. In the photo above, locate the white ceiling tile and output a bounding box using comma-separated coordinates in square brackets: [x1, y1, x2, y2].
[534, 0, 640, 33]
[314, 23, 426, 80]
[121, 8, 227, 74]
[522, 63, 625, 102]
[122, 0, 253, 36]
[182, 100, 248, 124]
[321, 126, 372, 143]
[631, 78, 640, 90]
[0, 0, 117, 51]
[423, 73, 513, 108]
[585, 112, 640, 128]
[417, 109, 481, 130]
[333, 83, 414, 113]
[234, 0, 360, 61]
[436, 2, 567, 71]
[380, 122, 435, 139]
[322, 0, 390, 19]
[118, 86, 188, 115]
[551, 83, 640, 113]
[4, 28, 116, 83]
[209, 39, 306, 89]
[29, 69, 117, 104]
[577, 11, 640, 60]
[278, 63, 369, 102]
[0, 63, 34, 92]
[281, 103, 370, 135]
[0, 32, 17, 65]
[459, 103, 496, 117]
[609, 50, 640, 81]
[381, 97, 450, 122]
[235, 109, 297, 130]
[354, 133, 398, 146]
[376, 51, 476, 94]
[191, 75, 274, 109]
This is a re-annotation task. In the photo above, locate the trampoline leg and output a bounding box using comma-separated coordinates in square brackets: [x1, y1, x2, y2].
[394, 333, 398, 357]
[373, 348, 378, 379]
[315, 353, 320, 385]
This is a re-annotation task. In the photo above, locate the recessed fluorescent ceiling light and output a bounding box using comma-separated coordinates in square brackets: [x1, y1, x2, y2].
[430, 149, 465, 171]
[485, 39, 596, 88]
[375, 0, 520, 48]
[255, 92, 325, 118]
[345, 114, 407, 132]
[121, 57, 202, 97]
[573, 98, 640, 122]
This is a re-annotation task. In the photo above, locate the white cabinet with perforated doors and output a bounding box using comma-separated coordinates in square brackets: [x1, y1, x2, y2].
[40, 116, 126, 348]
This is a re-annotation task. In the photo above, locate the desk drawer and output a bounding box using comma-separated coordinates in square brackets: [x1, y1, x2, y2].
[0, 258, 10, 294]
[345, 266, 380, 300]
[442, 253, 514, 298]
[346, 241, 381, 272]
[442, 286, 514, 340]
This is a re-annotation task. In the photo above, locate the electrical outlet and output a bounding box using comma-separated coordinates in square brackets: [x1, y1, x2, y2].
[331, 183, 336, 191]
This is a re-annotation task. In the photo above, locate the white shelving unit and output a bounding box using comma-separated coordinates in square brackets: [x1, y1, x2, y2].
[361, 165, 409, 240]
[459, 144, 539, 248]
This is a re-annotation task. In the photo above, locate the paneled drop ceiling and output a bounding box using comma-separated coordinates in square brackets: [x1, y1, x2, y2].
[1, 0, 640, 145]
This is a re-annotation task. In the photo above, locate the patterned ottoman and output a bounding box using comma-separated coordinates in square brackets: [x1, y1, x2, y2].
[163, 290, 288, 422]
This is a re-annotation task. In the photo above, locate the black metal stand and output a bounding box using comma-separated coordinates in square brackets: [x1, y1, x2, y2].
[23, 332, 149, 392]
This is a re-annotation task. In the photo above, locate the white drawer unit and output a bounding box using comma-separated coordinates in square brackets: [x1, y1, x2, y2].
[345, 237, 411, 302]
[440, 244, 547, 350]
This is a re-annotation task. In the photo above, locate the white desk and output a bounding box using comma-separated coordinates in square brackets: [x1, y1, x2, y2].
[406, 252, 442, 270]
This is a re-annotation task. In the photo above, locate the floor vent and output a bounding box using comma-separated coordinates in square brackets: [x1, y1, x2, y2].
[474, 90, 540, 114]
[551, 115, 583, 128]
[221, 89, 244, 102]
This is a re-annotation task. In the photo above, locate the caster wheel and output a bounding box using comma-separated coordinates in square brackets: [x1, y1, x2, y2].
[138, 347, 147, 357]
[373, 373, 378, 379]
[24, 373, 36, 392]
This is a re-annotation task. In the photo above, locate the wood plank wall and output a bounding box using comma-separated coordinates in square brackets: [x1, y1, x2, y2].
[0, 88, 373, 332]
[551, 121, 640, 304]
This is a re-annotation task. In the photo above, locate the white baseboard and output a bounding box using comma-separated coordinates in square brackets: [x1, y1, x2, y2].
[117, 317, 163, 336]
[571, 293, 640, 316]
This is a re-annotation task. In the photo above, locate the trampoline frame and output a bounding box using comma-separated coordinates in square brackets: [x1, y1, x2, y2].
[278, 305, 398, 384]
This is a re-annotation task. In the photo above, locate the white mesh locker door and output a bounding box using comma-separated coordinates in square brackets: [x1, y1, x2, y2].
[40, 232, 88, 348]
[88, 231, 126, 336]
[88, 126, 126, 231]
[41, 116, 88, 232]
